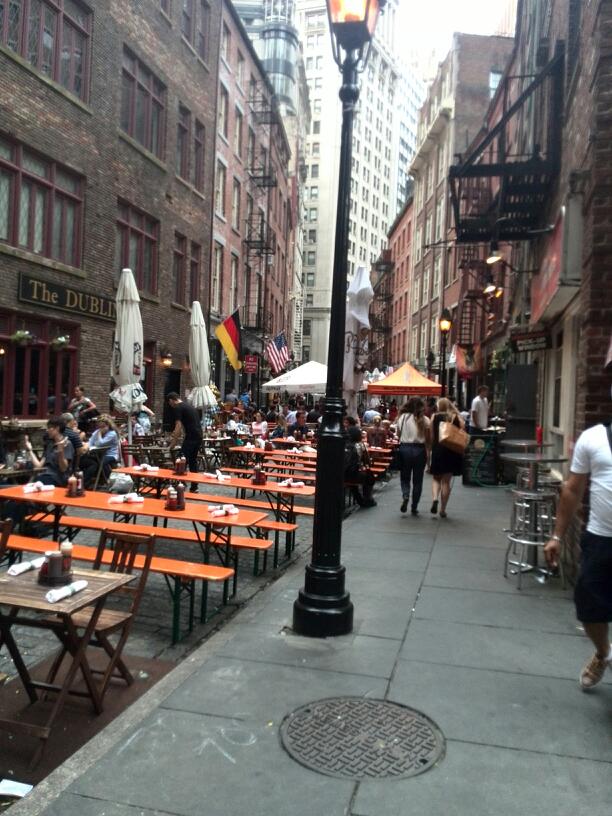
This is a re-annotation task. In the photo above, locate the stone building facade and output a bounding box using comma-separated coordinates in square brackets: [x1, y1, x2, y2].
[0, 0, 220, 422]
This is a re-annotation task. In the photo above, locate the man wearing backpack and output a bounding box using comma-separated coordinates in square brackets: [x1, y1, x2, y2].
[544, 411, 612, 690]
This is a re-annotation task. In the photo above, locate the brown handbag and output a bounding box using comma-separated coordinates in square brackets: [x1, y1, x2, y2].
[438, 419, 469, 454]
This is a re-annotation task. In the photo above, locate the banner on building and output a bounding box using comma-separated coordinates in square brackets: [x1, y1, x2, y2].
[456, 344, 483, 379]
[214, 310, 242, 371]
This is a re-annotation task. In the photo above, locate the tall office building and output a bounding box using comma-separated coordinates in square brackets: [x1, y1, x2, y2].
[295, 0, 423, 363]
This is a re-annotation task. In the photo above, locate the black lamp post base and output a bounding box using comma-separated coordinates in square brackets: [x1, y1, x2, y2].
[293, 564, 353, 637]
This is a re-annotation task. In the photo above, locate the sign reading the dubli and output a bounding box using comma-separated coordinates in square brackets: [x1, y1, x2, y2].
[243, 354, 259, 374]
[18, 273, 116, 321]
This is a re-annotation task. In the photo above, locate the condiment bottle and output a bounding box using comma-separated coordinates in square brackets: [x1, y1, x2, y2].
[166, 486, 178, 510]
[176, 482, 185, 510]
[48, 550, 63, 579]
[67, 474, 77, 497]
[75, 470, 84, 495]
[60, 541, 73, 573]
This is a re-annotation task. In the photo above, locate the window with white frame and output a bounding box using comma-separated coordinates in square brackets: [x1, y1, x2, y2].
[422, 266, 430, 306]
[411, 325, 418, 360]
[414, 227, 422, 262]
[412, 276, 420, 311]
[430, 317, 438, 352]
[420, 321, 427, 358]
[433, 255, 441, 297]
[211, 242, 223, 312]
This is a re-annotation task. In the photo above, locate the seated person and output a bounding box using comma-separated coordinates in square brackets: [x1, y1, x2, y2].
[270, 415, 288, 440]
[366, 416, 388, 448]
[24, 417, 74, 486]
[344, 426, 376, 508]
[80, 415, 120, 487]
[61, 412, 86, 470]
[132, 404, 155, 434]
[288, 410, 309, 440]
[362, 406, 382, 424]
[251, 411, 268, 438]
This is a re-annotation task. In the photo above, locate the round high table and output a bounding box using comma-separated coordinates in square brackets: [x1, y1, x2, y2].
[499, 451, 567, 491]
[500, 439, 554, 451]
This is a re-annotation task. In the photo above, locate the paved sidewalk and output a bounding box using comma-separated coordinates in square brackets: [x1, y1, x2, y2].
[11, 476, 611, 816]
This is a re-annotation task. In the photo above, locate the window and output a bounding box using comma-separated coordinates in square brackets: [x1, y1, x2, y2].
[0, 134, 83, 267]
[412, 276, 420, 311]
[234, 108, 243, 156]
[433, 255, 441, 297]
[489, 70, 502, 98]
[411, 326, 418, 361]
[310, 164, 319, 179]
[229, 254, 238, 312]
[430, 317, 437, 352]
[218, 85, 229, 138]
[312, 120, 320, 134]
[303, 319, 311, 336]
[197, 0, 210, 62]
[221, 22, 230, 63]
[309, 207, 317, 221]
[181, 0, 193, 41]
[211, 243, 223, 312]
[435, 197, 444, 240]
[302, 346, 310, 362]
[231, 177, 241, 230]
[420, 321, 427, 358]
[313, 99, 321, 114]
[246, 128, 255, 168]
[236, 50, 244, 86]
[308, 229, 316, 243]
[422, 266, 430, 306]
[193, 120, 205, 191]
[305, 272, 315, 287]
[310, 186, 318, 200]
[121, 49, 166, 159]
[415, 227, 422, 262]
[176, 104, 190, 179]
[306, 250, 316, 265]
[305, 293, 313, 306]
[215, 160, 226, 216]
[116, 201, 158, 295]
[173, 232, 186, 304]
[0, 0, 91, 101]
[190, 241, 201, 303]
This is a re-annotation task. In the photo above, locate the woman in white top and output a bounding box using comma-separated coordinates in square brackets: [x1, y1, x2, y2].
[251, 411, 268, 438]
[396, 398, 431, 515]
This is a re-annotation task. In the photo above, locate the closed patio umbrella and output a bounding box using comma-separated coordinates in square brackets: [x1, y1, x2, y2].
[110, 268, 147, 456]
[188, 301, 216, 409]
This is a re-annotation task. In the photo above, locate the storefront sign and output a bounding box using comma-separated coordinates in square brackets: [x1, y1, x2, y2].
[18, 273, 116, 322]
[510, 329, 551, 353]
[243, 354, 259, 374]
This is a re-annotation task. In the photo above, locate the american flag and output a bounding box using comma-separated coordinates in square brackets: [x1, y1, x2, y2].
[265, 332, 290, 374]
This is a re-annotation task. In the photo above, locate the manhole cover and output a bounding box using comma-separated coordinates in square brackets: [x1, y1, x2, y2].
[279, 697, 445, 779]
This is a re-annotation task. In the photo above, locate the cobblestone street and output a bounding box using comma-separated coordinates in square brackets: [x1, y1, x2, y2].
[0, 482, 319, 676]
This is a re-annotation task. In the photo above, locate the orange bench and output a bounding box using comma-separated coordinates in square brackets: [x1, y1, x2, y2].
[6, 533, 234, 644]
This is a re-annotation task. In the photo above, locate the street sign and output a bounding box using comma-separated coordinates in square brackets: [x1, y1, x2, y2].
[243, 354, 259, 374]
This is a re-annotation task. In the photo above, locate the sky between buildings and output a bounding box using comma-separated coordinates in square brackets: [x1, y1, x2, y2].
[397, 0, 517, 77]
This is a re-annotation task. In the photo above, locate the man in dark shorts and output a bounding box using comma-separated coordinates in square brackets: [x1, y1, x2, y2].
[545, 417, 612, 689]
[167, 392, 202, 492]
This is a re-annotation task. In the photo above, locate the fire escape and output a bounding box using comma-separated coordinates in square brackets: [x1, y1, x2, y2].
[369, 250, 394, 370]
[448, 44, 564, 349]
[449, 44, 564, 246]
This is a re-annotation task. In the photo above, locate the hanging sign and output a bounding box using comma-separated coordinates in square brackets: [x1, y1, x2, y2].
[243, 354, 259, 374]
[510, 329, 551, 353]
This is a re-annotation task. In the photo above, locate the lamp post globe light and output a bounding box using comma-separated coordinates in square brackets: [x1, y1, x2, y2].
[292, 0, 384, 637]
[438, 309, 452, 397]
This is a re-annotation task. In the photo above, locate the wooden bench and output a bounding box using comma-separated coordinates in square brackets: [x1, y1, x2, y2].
[6, 533, 234, 645]
[26, 512, 274, 603]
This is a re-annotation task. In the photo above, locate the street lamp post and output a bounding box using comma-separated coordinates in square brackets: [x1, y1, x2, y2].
[293, 0, 384, 637]
[439, 308, 452, 397]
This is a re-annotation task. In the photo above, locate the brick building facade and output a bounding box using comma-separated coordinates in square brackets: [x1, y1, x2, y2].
[0, 0, 220, 424]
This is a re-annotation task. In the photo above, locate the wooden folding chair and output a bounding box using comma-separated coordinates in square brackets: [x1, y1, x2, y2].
[45, 529, 155, 701]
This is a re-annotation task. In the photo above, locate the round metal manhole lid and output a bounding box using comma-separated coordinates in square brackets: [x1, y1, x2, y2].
[279, 697, 445, 780]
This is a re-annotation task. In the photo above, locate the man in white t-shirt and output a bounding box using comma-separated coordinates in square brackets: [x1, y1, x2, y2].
[470, 386, 489, 431]
[545, 420, 612, 690]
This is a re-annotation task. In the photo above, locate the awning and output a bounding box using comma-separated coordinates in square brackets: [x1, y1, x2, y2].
[366, 363, 442, 396]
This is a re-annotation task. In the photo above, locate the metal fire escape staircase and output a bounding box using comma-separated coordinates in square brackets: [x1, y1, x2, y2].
[448, 44, 564, 245]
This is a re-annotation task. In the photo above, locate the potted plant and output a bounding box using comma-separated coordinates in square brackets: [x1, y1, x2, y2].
[50, 334, 70, 351]
[10, 329, 35, 346]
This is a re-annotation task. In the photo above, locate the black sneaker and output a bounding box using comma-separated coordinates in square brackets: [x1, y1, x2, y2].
[411, 508, 419, 516]
[400, 499, 408, 513]
[430, 500, 438, 514]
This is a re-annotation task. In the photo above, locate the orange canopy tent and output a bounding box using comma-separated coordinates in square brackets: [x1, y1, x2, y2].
[366, 362, 442, 396]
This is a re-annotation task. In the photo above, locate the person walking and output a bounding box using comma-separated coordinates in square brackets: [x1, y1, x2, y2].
[430, 398, 465, 518]
[167, 392, 202, 491]
[397, 398, 430, 515]
[544, 416, 612, 690]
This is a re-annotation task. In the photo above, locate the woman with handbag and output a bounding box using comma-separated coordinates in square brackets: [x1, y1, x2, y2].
[397, 398, 431, 515]
[430, 398, 467, 518]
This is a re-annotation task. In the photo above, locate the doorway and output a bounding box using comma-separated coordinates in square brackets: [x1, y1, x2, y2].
[162, 369, 181, 430]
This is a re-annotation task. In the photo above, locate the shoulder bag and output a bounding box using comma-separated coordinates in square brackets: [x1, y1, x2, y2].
[438, 416, 469, 455]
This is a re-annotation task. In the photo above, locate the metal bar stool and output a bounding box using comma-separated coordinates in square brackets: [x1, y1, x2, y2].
[504, 531, 566, 589]
[505, 488, 558, 586]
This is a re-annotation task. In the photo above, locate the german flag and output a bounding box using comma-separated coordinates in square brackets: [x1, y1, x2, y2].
[215, 310, 242, 371]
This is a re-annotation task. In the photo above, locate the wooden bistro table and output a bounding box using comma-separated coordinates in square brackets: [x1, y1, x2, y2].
[0, 566, 133, 766]
[0, 486, 267, 573]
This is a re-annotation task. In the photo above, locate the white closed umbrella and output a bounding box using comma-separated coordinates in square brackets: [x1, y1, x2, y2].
[343, 266, 373, 415]
[188, 301, 216, 409]
[110, 268, 146, 457]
